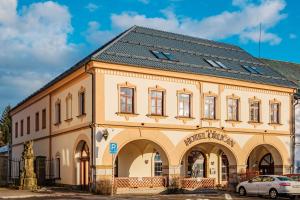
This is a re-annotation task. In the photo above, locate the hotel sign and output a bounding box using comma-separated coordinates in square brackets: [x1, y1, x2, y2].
[184, 129, 235, 147]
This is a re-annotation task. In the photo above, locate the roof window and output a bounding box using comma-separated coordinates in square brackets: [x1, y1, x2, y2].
[204, 59, 229, 69]
[150, 50, 177, 61]
[242, 65, 262, 74]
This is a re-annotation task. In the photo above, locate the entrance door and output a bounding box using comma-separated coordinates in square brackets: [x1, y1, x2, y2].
[79, 141, 90, 190]
[187, 150, 206, 178]
[259, 154, 274, 175]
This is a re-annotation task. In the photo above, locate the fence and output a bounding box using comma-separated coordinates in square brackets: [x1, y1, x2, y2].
[0, 157, 60, 186]
[180, 178, 215, 189]
[115, 176, 167, 188]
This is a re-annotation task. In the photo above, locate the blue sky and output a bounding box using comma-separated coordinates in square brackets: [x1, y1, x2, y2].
[0, 0, 299, 112]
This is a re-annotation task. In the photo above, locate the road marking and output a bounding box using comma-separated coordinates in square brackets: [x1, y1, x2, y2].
[224, 193, 232, 200]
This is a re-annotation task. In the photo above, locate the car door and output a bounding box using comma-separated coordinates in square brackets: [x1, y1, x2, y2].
[258, 176, 274, 195]
[246, 176, 262, 194]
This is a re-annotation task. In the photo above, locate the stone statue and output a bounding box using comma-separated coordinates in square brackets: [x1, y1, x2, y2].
[19, 141, 37, 190]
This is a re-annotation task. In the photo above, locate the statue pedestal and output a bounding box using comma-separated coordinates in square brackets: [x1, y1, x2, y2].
[19, 141, 38, 191]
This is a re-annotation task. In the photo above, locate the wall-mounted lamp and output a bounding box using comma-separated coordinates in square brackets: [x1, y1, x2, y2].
[102, 129, 109, 141]
[221, 127, 224, 130]
[141, 123, 145, 126]
[145, 160, 149, 164]
[264, 130, 267, 133]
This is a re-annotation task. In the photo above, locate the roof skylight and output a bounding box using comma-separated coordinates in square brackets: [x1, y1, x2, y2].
[242, 65, 262, 74]
[150, 50, 177, 61]
[204, 59, 229, 69]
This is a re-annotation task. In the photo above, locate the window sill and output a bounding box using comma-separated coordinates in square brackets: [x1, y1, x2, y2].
[175, 116, 195, 123]
[248, 121, 263, 125]
[64, 118, 73, 122]
[116, 112, 139, 120]
[201, 118, 220, 122]
[77, 113, 86, 118]
[268, 123, 282, 127]
[225, 120, 242, 123]
[146, 114, 168, 122]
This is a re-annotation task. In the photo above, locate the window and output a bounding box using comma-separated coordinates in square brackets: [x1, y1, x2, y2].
[150, 90, 164, 115]
[42, 109, 46, 129]
[227, 98, 239, 121]
[242, 65, 262, 74]
[20, 120, 24, 136]
[150, 50, 177, 61]
[215, 61, 229, 69]
[66, 94, 72, 120]
[204, 59, 219, 68]
[35, 112, 39, 131]
[120, 87, 134, 113]
[151, 50, 167, 59]
[78, 91, 85, 116]
[221, 154, 229, 181]
[15, 122, 18, 138]
[178, 93, 191, 117]
[250, 101, 260, 122]
[270, 103, 280, 124]
[55, 101, 61, 124]
[204, 96, 216, 119]
[55, 156, 61, 179]
[27, 116, 30, 134]
[154, 152, 163, 176]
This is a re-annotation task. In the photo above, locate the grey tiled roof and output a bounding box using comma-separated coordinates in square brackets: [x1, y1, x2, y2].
[92, 26, 295, 88]
[11, 26, 296, 112]
[260, 58, 300, 96]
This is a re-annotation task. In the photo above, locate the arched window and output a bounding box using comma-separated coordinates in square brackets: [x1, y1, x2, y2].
[221, 153, 229, 181]
[154, 152, 163, 176]
[55, 153, 61, 179]
[259, 153, 274, 175]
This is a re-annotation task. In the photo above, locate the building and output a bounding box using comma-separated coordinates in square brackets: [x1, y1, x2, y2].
[260, 59, 300, 173]
[10, 26, 297, 193]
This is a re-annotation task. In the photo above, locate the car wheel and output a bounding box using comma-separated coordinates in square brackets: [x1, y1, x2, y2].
[269, 188, 278, 199]
[239, 187, 246, 196]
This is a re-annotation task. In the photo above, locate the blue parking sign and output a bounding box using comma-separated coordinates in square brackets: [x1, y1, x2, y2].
[109, 142, 118, 154]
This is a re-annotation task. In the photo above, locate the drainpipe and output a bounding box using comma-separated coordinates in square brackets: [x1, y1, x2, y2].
[85, 64, 96, 192]
[292, 97, 299, 173]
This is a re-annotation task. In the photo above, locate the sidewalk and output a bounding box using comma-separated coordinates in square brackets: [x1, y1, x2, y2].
[0, 187, 91, 199]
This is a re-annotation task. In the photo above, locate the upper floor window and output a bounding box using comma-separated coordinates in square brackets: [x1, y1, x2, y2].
[27, 116, 30, 134]
[42, 109, 46, 129]
[35, 112, 39, 131]
[250, 100, 260, 122]
[55, 100, 61, 125]
[270, 102, 280, 124]
[20, 120, 24, 137]
[78, 89, 86, 116]
[15, 122, 18, 138]
[227, 98, 239, 121]
[178, 93, 191, 117]
[120, 87, 134, 113]
[204, 96, 216, 119]
[66, 94, 72, 120]
[150, 90, 164, 116]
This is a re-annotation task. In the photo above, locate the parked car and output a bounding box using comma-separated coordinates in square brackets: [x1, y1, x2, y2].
[236, 175, 300, 199]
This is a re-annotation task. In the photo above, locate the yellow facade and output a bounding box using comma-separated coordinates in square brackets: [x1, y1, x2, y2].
[11, 60, 295, 192]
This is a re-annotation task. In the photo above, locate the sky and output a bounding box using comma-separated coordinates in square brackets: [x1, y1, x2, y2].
[0, 0, 300, 113]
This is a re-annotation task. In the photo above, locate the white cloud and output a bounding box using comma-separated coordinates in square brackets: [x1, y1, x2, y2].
[84, 21, 115, 45]
[85, 3, 99, 12]
[289, 33, 297, 39]
[110, 0, 286, 45]
[232, 0, 252, 7]
[0, 0, 77, 110]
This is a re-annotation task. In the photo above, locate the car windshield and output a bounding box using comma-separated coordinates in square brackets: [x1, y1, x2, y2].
[277, 176, 293, 181]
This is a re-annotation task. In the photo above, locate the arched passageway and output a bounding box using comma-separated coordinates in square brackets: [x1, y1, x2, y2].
[75, 140, 90, 189]
[247, 144, 283, 175]
[180, 142, 237, 187]
[114, 139, 169, 189]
